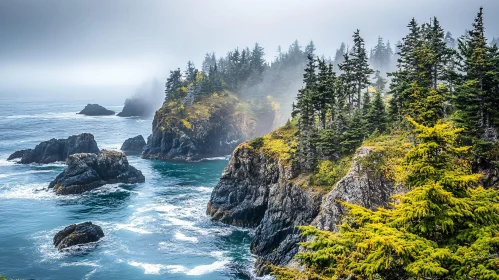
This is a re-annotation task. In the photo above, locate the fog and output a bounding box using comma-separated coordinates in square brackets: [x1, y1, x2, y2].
[1, 0, 498, 102]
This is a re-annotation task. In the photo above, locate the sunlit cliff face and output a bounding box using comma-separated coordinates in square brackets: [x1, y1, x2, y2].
[1, 0, 498, 100]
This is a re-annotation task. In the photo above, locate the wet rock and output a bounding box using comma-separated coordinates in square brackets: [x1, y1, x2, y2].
[121, 135, 146, 152]
[208, 145, 403, 276]
[7, 149, 32, 160]
[9, 133, 100, 164]
[53, 222, 104, 250]
[78, 104, 115, 116]
[49, 150, 145, 195]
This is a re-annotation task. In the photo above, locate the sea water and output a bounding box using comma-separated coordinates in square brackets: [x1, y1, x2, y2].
[0, 98, 264, 280]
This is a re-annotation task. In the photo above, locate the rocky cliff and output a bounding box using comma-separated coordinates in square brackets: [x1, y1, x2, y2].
[207, 129, 405, 275]
[142, 93, 273, 161]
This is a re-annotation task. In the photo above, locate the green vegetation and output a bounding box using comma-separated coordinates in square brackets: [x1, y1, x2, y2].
[271, 7, 499, 280]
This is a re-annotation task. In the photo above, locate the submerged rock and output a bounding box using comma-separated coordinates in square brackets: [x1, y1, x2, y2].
[207, 144, 402, 276]
[8, 133, 100, 164]
[121, 135, 146, 152]
[49, 150, 145, 195]
[53, 222, 104, 250]
[78, 104, 115, 116]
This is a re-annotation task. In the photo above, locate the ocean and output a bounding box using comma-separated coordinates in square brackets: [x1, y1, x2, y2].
[0, 99, 263, 280]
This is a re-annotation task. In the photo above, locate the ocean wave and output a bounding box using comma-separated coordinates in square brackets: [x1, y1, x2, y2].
[127, 259, 229, 276]
[0, 159, 16, 166]
[115, 215, 155, 234]
[0, 183, 64, 200]
[6, 112, 82, 120]
[186, 260, 229, 276]
[0, 169, 56, 178]
[200, 155, 231, 161]
[61, 261, 101, 267]
[174, 231, 198, 243]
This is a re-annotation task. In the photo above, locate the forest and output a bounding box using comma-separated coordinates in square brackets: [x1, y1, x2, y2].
[270, 7, 499, 280]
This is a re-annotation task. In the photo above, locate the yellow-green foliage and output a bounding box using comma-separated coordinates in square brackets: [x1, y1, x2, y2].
[254, 121, 297, 163]
[159, 91, 244, 130]
[273, 118, 499, 280]
[312, 157, 352, 190]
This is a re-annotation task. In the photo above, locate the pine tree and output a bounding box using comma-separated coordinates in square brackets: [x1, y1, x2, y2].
[274, 118, 499, 280]
[350, 30, 374, 109]
[366, 91, 387, 134]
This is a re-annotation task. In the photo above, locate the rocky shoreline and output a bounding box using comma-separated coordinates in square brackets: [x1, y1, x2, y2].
[207, 144, 404, 275]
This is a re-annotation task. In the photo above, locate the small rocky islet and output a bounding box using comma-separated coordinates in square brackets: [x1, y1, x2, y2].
[121, 135, 146, 152]
[78, 104, 115, 116]
[53, 222, 104, 250]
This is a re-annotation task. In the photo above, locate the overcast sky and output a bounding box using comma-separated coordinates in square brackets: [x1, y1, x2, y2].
[1, 0, 498, 101]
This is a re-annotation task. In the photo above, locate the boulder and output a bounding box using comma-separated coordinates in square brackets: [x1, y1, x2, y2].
[78, 104, 115, 116]
[49, 149, 145, 195]
[9, 133, 100, 164]
[53, 222, 104, 250]
[120, 135, 146, 152]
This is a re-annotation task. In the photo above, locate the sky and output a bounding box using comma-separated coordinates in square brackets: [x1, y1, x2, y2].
[1, 0, 498, 101]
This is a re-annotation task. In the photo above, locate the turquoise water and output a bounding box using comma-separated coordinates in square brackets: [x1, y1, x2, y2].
[0, 99, 260, 279]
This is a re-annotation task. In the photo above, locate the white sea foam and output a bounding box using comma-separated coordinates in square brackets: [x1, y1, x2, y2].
[128, 261, 166, 275]
[164, 217, 195, 227]
[61, 261, 101, 267]
[0, 159, 15, 166]
[115, 215, 155, 234]
[0, 183, 61, 200]
[174, 231, 198, 243]
[84, 269, 98, 280]
[6, 112, 82, 120]
[186, 260, 229, 275]
[0, 170, 56, 178]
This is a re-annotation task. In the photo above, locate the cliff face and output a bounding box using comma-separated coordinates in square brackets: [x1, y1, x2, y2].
[208, 142, 404, 275]
[142, 93, 272, 161]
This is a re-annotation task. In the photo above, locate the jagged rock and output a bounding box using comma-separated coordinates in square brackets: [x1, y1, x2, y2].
[117, 98, 155, 117]
[53, 222, 104, 250]
[208, 145, 403, 276]
[49, 150, 145, 195]
[9, 133, 100, 164]
[121, 135, 146, 152]
[207, 144, 323, 276]
[7, 149, 32, 160]
[78, 104, 115, 116]
[313, 147, 407, 231]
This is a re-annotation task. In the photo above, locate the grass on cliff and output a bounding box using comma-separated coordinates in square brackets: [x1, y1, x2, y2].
[158, 91, 246, 130]
[247, 119, 298, 163]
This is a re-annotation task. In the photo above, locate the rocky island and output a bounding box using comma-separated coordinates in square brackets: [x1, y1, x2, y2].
[49, 150, 145, 195]
[53, 222, 104, 250]
[78, 104, 115, 116]
[8, 133, 100, 164]
[121, 135, 146, 152]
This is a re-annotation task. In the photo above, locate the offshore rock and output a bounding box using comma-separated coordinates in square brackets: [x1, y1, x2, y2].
[78, 104, 115, 116]
[49, 150, 145, 195]
[117, 98, 155, 117]
[142, 94, 269, 161]
[121, 135, 146, 152]
[53, 222, 104, 250]
[8, 133, 100, 164]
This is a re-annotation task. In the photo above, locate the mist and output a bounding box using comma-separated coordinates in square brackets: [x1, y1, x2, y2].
[1, 0, 498, 102]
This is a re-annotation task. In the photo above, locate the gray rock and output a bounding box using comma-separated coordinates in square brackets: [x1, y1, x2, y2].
[117, 98, 155, 117]
[207, 145, 323, 276]
[9, 133, 100, 164]
[53, 222, 104, 250]
[207, 145, 404, 276]
[78, 104, 115, 116]
[7, 149, 32, 160]
[121, 135, 146, 152]
[49, 150, 145, 195]
[313, 147, 407, 231]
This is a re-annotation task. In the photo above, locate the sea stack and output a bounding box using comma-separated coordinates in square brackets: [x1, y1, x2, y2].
[78, 104, 115, 116]
[53, 222, 104, 250]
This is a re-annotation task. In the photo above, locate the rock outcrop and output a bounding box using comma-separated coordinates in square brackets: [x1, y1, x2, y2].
[78, 104, 115, 116]
[313, 147, 407, 231]
[49, 150, 145, 195]
[53, 222, 104, 250]
[207, 144, 323, 275]
[121, 135, 146, 152]
[142, 94, 269, 161]
[8, 133, 100, 164]
[117, 98, 155, 117]
[208, 145, 402, 275]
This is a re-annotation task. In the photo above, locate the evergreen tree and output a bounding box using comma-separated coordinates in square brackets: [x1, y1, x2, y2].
[350, 30, 374, 109]
[366, 91, 387, 134]
[165, 68, 182, 102]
